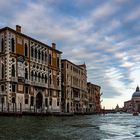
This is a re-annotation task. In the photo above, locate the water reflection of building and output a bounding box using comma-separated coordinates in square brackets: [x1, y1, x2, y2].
[124, 86, 140, 113]
[0, 25, 62, 112]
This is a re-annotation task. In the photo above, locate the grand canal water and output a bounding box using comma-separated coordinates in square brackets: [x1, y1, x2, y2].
[0, 113, 140, 140]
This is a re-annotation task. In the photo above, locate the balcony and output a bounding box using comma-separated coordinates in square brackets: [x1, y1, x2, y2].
[11, 77, 18, 82]
[25, 79, 30, 85]
[74, 97, 80, 101]
[0, 91, 7, 96]
[31, 81, 47, 88]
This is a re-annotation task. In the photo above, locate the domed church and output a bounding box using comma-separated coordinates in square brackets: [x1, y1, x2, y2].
[124, 86, 140, 113]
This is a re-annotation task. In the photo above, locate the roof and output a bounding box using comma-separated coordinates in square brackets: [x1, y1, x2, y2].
[132, 86, 140, 98]
[0, 26, 62, 54]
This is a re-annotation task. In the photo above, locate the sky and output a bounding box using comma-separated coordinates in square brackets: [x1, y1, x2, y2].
[0, 0, 140, 109]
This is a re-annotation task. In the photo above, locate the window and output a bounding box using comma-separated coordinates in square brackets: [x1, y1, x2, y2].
[31, 71, 33, 81]
[11, 38, 15, 52]
[1, 38, 4, 52]
[2, 64, 4, 79]
[1, 85, 4, 91]
[38, 50, 40, 59]
[45, 98, 48, 107]
[35, 72, 37, 80]
[35, 48, 37, 59]
[57, 77, 59, 86]
[38, 73, 40, 82]
[45, 52, 47, 62]
[1, 97, 4, 104]
[12, 65, 15, 77]
[31, 47, 33, 57]
[57, 101, 59, 106]
[49, 98, 52, 106]
[30, 96, 34, 106]
[49, 54, 51, 65]
[12, 97, 15, 103]
[25, 43, 28, 57]
[45, 75, 47, 83]
[25, 86, 28, 94]
[12, 84, 16, 92]
[61, 63, 64, 68]
[25, 99, 28, 104]
[25, 68, 28, 79]
[57, 57, 59, 68]
[42, 51, 44, 61]
[49, 75, 51, 85]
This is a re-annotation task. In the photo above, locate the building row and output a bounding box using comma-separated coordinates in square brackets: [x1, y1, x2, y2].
[0, 25, 101, 113]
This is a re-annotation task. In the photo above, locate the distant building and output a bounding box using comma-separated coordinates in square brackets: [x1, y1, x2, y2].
[61, 59, 87, 113]
[0, 25, 62, 112]
[124, 86, 140, 112]
[87, 82, 101, 113]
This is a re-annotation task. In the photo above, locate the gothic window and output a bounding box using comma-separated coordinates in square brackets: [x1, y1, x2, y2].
[25, 43, 28, 57]
[49, 75, 51, 85]
[31, 47, 33, 57]
[38, 50, 40, 60]
[1, 85, 4, 91]
[12, 97, 15, 104]
[25, 68, 28, 79]
[42, 51, 44, 61]
[12, 65, 15, 77]
[35, 48, 37, 59]
[11, 38, 15, 52]
[1, 64, 4, 79]
[49, 54, 52, 65]
[1, 38, 4, 52]
[35, 72, 37, 80]
[12, 84, 16, 92]
[31, 71, 33, 81]
[42, 74, 44, 83]
[45, 75, 47, 83]
[38, 73, 40, 82]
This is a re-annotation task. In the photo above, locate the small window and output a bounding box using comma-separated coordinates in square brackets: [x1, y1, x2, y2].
[45, 98, 48, 107]
[25, 99, 28, 104]
[25, 68, 28, 79]
[49, 99, 52, 106]
[57, 57, 59, 68]
[30, 96, 34, 106]
[25, 43, 28, 57]
[1, 85, 4, 91]
[49, 75, 51, 85]
[1, 64, 4, 79]
[11, 38, 15, 52]
[12, 65, 15, 77]
[12, 84, 16, 92]
[31, 47, 33, 57]
[1, 38, 4, 52]
[49, 54, 51, 65]
[25, 87, 28, 94]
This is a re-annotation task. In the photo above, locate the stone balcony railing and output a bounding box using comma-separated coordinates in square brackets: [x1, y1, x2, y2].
[11, 77, 18, 82]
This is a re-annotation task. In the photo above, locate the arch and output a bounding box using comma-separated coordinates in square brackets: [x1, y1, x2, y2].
[36, 92, 43, 109]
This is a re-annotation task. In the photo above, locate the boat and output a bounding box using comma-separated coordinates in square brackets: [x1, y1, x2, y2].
[133, 112, 139, 116]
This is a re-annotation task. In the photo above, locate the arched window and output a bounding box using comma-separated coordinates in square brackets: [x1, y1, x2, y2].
[30, 96, 34, 106]
[1, 85, 4, 91]
[1, 38, 4, 52]
[25, 68, 28, 79]
[12, 65, 15, 77]
[31, 47, 33, 57]
[35, 72, 37, 80]
[49, 54, 51, 65]
[42, 74, 44, 83]
[45, 75, 47, 84]
[38, 50, 40, 60]
[38, 73, 40, 82]
[2, 64, 4, 79]
[57, 77, 59, 86]
[35, 48, 37, 59]
[25, 43, 28, 57]
[31, 71, 33, 81]
[11, 38, 15, 52]
[42, 51, 44, 61]
[49, 75, 51, 85]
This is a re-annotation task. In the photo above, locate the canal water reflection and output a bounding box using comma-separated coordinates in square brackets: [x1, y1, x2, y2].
[0, 113, 140, 140]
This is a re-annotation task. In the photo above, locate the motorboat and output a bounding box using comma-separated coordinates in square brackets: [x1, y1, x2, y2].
[133, 112, 139, 116]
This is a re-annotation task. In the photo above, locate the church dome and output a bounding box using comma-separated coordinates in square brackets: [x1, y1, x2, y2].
[132, 86, 140, 98]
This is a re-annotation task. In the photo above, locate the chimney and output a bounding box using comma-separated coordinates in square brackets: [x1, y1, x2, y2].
[16, 25, 21, 33]
[52, 43, 56, 49]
